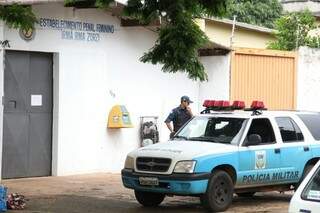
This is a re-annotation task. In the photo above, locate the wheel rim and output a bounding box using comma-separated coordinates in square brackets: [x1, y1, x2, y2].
[213, 177, 229, 205]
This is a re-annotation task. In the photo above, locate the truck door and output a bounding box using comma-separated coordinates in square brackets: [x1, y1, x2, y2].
[238, 118, 281, 187]
[275, 117, 309, 184]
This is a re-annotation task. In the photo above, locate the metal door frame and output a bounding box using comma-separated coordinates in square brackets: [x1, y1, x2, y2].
[0, 49, 59, 179]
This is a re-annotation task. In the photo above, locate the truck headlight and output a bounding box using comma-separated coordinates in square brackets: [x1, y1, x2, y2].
[173, 161, 196, 173]
[124, 156, 134, 169]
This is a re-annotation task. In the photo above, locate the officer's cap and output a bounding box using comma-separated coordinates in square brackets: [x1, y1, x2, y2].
[181, 96, 193, 103]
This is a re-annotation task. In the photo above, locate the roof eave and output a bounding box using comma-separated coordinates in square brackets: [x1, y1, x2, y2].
[205, 17, 274, 34]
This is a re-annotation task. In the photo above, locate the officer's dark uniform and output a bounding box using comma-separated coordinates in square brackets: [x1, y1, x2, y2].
[165, 106, 192, 132]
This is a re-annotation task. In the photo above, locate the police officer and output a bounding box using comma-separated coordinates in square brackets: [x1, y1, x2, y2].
[165, 96, 193, 138]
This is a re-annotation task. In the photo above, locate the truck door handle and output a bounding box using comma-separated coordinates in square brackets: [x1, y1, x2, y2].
[304, 146, 310, 152]
[274, 148, 280, 154]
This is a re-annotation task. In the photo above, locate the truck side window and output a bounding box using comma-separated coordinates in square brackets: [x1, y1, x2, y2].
[276, 117, 304, 142]
[246, 118, 276, 144]
[297, 114, 320, 140]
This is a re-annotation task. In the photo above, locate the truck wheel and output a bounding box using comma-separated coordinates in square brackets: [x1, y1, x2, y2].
[296, 164, 314, 189]
[236, 192, 255, 197]
[134, 190, 165, 207]
[302, 164, 314, 180]
[200, 170, 234, 212]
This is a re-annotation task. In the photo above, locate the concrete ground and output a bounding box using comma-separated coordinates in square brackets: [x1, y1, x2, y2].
[2, 173, 292, 213]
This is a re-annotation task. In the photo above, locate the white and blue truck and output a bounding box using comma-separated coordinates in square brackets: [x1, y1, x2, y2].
[122, 100, 320, 212]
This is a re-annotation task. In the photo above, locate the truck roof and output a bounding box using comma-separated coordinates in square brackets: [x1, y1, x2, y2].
[197, 110, 320, 119]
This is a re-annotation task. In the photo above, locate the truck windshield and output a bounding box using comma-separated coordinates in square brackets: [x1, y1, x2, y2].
[175, 116, 248, 145]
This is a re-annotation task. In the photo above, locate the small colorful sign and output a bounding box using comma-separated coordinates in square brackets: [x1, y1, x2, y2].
[255, 150, 266, 170]
[19, 28, 35, 41]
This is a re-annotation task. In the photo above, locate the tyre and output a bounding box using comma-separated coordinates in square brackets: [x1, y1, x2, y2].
[296, 164, 314, 189]
[236, 192, 255, 197]
[134, 190, 165, 207]
[200, 170, 234, 212]
[302, 164, 314, 180]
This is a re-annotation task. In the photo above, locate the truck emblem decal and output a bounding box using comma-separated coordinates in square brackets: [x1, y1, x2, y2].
[255, 150, 266, 170]
[146, 162, 156, 167]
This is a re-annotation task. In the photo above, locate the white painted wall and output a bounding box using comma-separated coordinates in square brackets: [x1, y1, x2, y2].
[297, 47, 320, 111]
[0, 3, 229, 175]
[0, 3, 229, 176]
[199, 55, 231, 109]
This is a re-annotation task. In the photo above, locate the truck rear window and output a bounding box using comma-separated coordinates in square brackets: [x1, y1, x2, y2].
[297, 114, 320, 140]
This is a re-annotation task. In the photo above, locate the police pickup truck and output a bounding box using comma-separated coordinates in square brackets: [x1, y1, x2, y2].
[122, 100, 320, 212]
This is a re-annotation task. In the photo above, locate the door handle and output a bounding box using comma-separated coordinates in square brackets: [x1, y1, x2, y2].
[304, 146, 310, 152]
[8, 100, 16, 108]
[274, 148, 280, 154]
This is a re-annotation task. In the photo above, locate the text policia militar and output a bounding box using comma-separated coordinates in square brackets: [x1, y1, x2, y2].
[39, 18, 115, 42]
[242, 171, 299, 184]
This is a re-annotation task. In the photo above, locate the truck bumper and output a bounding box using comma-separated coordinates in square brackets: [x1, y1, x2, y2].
[121, 169, 210, 195]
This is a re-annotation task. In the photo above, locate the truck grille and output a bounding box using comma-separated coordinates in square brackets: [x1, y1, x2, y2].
[136, 157, 171, 172]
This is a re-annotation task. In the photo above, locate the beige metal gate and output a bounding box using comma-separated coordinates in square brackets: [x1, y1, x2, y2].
[230, 48, 297, 110]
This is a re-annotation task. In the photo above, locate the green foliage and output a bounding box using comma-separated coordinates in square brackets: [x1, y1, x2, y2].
[268, 10, 319, 51]
[124, 0, 227, 81]
[226, 0, 282, 28]
[94, 0, 114, 8]
[0, 4, 37, 30]
[140, 15, 208, 81]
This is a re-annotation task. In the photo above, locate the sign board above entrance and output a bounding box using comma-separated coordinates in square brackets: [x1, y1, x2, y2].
[39, 18, 115, 42]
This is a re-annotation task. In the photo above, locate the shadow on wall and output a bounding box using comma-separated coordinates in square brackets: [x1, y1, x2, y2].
[105, 125, 140, 148]
[106, 128, 124, 144]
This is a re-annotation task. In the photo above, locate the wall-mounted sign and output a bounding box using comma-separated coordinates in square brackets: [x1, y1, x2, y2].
[108, 105, 133, 128]
[39, 18, 115, 42]
[19, 28, 36, 41]
[31, 94, 42, 106]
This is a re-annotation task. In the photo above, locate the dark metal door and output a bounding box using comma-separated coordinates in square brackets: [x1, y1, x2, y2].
[2, 51, 53, 179]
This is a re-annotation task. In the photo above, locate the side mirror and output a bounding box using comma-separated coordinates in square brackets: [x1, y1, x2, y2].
[245, 134, 262, 146]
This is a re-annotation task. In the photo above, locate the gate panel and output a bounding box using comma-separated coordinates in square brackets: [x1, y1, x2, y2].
[2, 50, 53, 179]
[2, 114, 28, 178]
[231, 48, 297, 110]
[28, 114, 52, 177]
[27, 52, 53, 177]
[3, 51, 29, 113]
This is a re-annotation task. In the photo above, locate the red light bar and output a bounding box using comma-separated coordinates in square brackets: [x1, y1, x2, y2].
[211, 100, 231, 108]
[209, 100, 216, 107]
[202, 100, 232, 113]
[222, 101, 230, 107]
[232, 101, 245, 109]
[214, 100, 223, 107]
[251, 101, 265, 110]
[203, 100, 211, 107]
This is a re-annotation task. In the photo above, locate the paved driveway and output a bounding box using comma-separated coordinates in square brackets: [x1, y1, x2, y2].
[3, 173, 292, 213]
